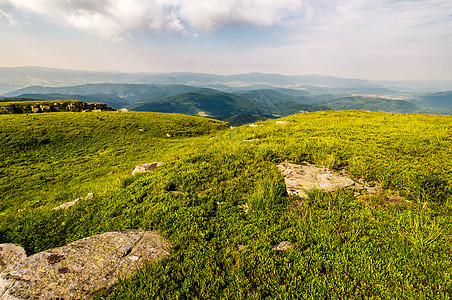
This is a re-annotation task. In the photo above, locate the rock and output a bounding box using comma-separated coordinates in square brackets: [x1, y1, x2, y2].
[53, 193, 94, 210]
[276, 121, 290, 124]
[39, 105, 51, 113]
[84, 193, 94, 200]
[132, 162, 164, 175]
[119, 108, 129, 112]
[237, 245, 246, 251]
[0, 107, 14, 113]
[388, 194, 403, 203]
[0, 230, 170, 300]
[273, 241, 293, 251]
[277, 162, 356, 198]
[239, 203, 249, 213]
[166, 133, 171, 137]
[0, 244, 27, 273]
[248, 124, 263, 127]
[31, 106, 41, 113]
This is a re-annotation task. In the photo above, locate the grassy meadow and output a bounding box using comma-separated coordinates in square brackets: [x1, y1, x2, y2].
[0, 110, 451, 298]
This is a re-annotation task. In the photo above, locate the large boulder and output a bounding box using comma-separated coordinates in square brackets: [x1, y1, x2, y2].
[277, 162, 356, 197]
[0, 230, 170, 300]
[0, 244, 27, 273]
[132, 162, 164, 175]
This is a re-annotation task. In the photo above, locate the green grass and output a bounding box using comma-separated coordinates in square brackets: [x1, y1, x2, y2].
[1, 110, 451, 298]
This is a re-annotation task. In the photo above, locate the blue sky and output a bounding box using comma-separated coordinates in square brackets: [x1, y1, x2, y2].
[0, 0, 451, 80]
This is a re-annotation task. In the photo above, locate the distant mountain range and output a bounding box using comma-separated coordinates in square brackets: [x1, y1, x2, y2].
[2, 66, 452, 95]
[1, 67, 451, 125]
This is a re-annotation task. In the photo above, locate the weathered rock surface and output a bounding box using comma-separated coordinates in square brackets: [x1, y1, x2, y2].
[277, 162, 356, 198]
[132, 162, 164, 175]
[0, 245, 27, 273]
[273, 241, 294, 251]
[53, 193, 94, 210]
[0, 230, 170, 300]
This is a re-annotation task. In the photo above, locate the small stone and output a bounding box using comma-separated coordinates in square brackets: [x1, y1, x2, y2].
[239, 203, 249, 213]
[273, 241, 293, 251]
[237, 245, 246, 251]
[132, 162, 164, 175]
[85, 193, 94, 200]
[276, 121, 290, 124]
[119, 108, 129, 112]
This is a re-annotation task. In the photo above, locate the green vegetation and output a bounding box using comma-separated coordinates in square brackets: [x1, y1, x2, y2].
[129, 91, 328, 125]
[314, 96, 452, 115]
[1, 110, 451, 298]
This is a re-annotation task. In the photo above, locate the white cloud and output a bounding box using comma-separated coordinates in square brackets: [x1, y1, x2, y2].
[1, 0, 307, 39]
[0, 7, 20, 26]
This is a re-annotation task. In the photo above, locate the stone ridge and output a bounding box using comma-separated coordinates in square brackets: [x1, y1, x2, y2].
[0, 101, 114, 114]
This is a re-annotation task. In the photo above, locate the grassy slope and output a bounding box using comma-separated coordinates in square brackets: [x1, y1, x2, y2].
[1, 110, 451, 298]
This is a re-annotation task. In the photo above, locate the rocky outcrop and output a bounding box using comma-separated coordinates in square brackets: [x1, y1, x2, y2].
[132, 162, 164, 175]
[0, 244, 27, 274]
[277, 162, 356, 198]
[0, 230, 170, 300]
[0, 101, 113, 114]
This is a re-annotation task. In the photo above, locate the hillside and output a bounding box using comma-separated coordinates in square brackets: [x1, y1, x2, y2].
[128, 91, 328, 125]
[3, 83, 216, 104]
[1, 110, 451, 298]
[419, 91, 452, 108]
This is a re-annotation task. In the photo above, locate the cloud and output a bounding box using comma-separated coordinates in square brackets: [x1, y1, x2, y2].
[0, 6, 19, 26]
[1, 0, 306, 39]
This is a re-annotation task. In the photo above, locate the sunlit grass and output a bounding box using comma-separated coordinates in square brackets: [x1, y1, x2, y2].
[1, 110, 451, 298]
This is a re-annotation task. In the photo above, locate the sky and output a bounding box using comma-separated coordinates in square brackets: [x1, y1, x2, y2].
[0, 0, 451, 80]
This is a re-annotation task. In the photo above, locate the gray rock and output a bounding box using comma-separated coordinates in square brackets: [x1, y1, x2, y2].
[277, 162, 356, 198]
[53, 193, 94, 210]
[237, 245, 247, 251]
[0, 244, 27, 273]
[273, 241, 293, 251]
[132, 162, 164, 175]
[0, 230, 170, 300]
[0, 107, 14, 113]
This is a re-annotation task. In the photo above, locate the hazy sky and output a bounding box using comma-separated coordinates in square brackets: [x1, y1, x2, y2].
[0, 0, 451, 80]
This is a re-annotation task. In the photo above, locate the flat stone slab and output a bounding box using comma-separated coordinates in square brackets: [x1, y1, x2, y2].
[0, 230, 170, 300]
[277, 162, 356, 198]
